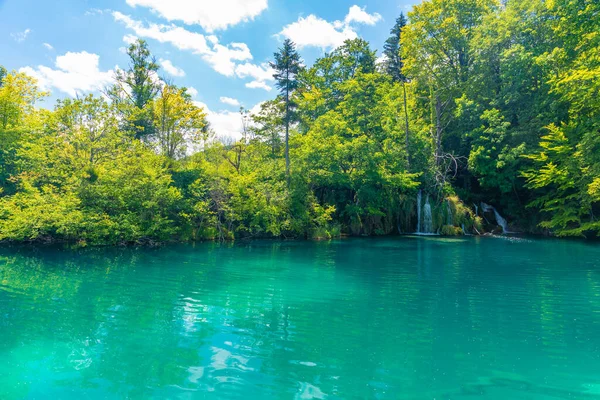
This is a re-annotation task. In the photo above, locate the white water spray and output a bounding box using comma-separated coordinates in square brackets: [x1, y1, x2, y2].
[481, 203, 509, 234]
[422, 196, 434, 234]
[415, 191, 436, 235]
[416, 190, 422, 234]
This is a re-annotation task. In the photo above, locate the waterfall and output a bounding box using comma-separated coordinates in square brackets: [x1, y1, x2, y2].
[422, 196, 434, 234]
[415, 191, 436, 235]
[481, 202, 509, 234]
[446, 199, 453, 226]
[416, 190, 422, 234]
[493, 209, 509, 234]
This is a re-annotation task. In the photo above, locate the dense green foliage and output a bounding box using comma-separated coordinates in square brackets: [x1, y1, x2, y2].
[1, 0, 599, 244]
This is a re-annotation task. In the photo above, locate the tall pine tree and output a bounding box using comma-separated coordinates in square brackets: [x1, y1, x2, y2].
[383, 14, 411, 167]
[270, 39, 302, 184]
[383, 14, 407, 83]
[109, 39, 161, 140]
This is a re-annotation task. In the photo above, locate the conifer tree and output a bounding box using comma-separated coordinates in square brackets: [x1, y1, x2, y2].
[270, 39, 302, 184]
[383, 14, 411, 166]
[109, 39, 161, 140]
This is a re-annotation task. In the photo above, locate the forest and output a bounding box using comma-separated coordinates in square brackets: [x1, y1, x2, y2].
[0, 0, 598, 245]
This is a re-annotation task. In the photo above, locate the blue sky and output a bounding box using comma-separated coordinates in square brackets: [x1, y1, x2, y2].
[0, 0, 417, 137]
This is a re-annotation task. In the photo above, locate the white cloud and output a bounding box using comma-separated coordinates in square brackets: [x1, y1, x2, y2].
[235, 62, 274, 91]
[113, 12, 252, 76]
[125, 0, 268, 32]
[114, 12, 211, 52]
[279, 15, 355, 50]
[160, 59, 186, 77]
[11, 29, 31, 43]
[278, 5, 381, 50]
[194, 100, 267, 141]
[85, 8, 107, 16]
[123, 34, 138, 45]
[187, 87, 199, 97]
[235, 62, 273, 82]
[245, 80, 272, 91]
[202, 43, 252, 76]
[220, 97, 240, 107]
[195, 101, 244, 140]
[43, 43, 54, 50]
[20, 51, 114, 97]
[249, 101, 265, 115]
[344, 5, 382, 26]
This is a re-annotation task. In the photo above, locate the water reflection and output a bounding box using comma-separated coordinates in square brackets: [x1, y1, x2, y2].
[0, 238, 600, 399]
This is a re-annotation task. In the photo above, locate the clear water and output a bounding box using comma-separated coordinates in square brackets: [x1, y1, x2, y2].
[1, 237, 599, 399]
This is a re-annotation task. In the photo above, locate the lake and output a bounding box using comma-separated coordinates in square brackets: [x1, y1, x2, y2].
[1, 236, 599, 399]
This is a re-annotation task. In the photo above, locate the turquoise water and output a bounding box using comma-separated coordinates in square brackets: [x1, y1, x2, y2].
[1, 236, 599, 399]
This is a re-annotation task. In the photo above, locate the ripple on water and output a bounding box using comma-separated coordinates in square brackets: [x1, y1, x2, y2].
[0, 237, 599, 399]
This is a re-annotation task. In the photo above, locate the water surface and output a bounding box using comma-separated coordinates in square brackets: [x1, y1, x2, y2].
[1, 237, 599, 399]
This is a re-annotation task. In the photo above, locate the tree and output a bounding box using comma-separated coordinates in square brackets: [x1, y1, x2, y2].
[0, 66, 7, 87]
[467, 108, 524, 193]
[270, 39, 302, 185]
[108, 39, 161, 140]
[0, 71, 47, 195]
[330, 38, 376, 81]
[250, 99, 284, 156]
[522, 124, 586, 236]
[54, 95, 122, 173]
[152, 85, 207, 159]
[295, 72, 419, 235]
[383, 13, 411, 167]
[520, 0, 600, 237]
[383, 14, 408, 83]
[4, 1, 600, 243]
[402, 0, 496, 188]
[12, 95, 122, 190]
[1, 93, 186, 245]
[297, 39, 376, 131]
[0, 71, 45, 130]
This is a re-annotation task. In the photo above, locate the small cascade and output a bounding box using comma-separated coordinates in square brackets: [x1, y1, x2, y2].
[416, 190, 422, 234]
[493, 209, 509, 234]
[481, 202, 509, 234]
[422, 196, 434, 234]
[446, 199, 453, 226]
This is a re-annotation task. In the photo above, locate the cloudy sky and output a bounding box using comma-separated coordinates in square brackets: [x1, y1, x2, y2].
[0, 0, 417, 137]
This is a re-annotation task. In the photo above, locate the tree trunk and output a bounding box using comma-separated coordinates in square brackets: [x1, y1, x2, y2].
[285, 122, 290, 185]
[402, 81, 410, 169]
[285, 72, 290, 187]
[435, 95, 443, 167]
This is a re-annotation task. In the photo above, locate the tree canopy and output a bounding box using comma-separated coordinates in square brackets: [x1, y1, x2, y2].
[1, 0, 599, 244]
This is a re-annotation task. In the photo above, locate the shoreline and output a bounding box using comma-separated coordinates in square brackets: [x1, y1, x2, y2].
[0, 231, 596, 250]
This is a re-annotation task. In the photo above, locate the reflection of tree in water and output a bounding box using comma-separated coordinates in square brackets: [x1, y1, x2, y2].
[0, 246, 211, 397]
